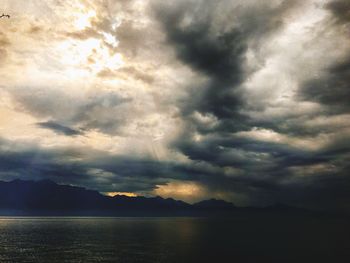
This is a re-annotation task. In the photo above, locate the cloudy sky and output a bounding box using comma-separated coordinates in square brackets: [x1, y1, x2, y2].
[0, 0, 349, 211]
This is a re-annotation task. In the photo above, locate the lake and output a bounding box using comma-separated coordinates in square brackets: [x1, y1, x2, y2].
[0, 216, 349, 262]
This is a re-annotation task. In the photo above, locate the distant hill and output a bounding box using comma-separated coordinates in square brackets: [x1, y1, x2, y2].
[194, 198, 235, 209]
[0, 179, 308, 216]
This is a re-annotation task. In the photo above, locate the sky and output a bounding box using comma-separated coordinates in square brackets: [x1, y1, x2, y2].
[0, 0, 349, 211]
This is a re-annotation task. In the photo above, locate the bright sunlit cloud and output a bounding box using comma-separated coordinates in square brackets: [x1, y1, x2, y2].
[74, 10, 96, 30]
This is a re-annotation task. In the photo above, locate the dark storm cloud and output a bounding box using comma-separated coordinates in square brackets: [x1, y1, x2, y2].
[0, 138, 87, 183]
[177, 142, 350, 211]
[0, 137, 189, 193]
[37, 121, 83, 136]
[327, 0, 350, 24]
[154, 1, 327, 174]
[174, 151, 350, 211]
[300, 56, 350, 113]
[154, 0, 301, 120]
[151, 0, 309, 153]
[0, 127, 349, 210]
[154, 2, 244, 120]
[265, 165, 350, 212]
[173, 130, 342, 173]
[145, 0, 350, 210]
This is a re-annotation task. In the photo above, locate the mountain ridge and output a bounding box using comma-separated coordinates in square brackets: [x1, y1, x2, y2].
[0, 179, 309, 216]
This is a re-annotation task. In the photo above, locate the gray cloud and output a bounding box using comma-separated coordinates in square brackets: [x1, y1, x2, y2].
[154, 0, 302, 117]
[8, 87, 133, 135]
[37, 121, 83, 136]
[300, 56, 350, 113]
[327, 0, 350, 24]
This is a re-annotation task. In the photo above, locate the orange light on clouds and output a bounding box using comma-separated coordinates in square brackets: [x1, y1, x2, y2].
[104, 192, 138, 197]
[154, 181, 207, 203]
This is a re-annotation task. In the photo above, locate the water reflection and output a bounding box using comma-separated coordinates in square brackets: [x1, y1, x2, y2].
[0, 216, 348, 262]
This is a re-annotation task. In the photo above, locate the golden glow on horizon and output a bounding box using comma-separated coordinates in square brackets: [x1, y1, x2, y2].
[154, 181, 207, 203]
[105, 192, 138, 197]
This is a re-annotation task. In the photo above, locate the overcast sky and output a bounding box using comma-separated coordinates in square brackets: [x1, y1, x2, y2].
[0, 0, 349, 211]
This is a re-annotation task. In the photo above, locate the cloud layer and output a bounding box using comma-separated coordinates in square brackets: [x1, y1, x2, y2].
[0, 0, 349, 211]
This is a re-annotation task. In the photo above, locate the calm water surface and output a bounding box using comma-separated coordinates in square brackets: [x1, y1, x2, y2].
[0, 216, 349, 263]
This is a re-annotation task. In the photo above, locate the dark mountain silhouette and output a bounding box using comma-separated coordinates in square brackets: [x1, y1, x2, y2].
[194, 198, 235, 209]
[0, 179, 310, 216]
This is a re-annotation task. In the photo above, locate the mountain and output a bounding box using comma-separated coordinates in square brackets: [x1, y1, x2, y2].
[0, 179, 308, 216]
[0, 179, 194, 215]
[194, 198, 235, 209]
